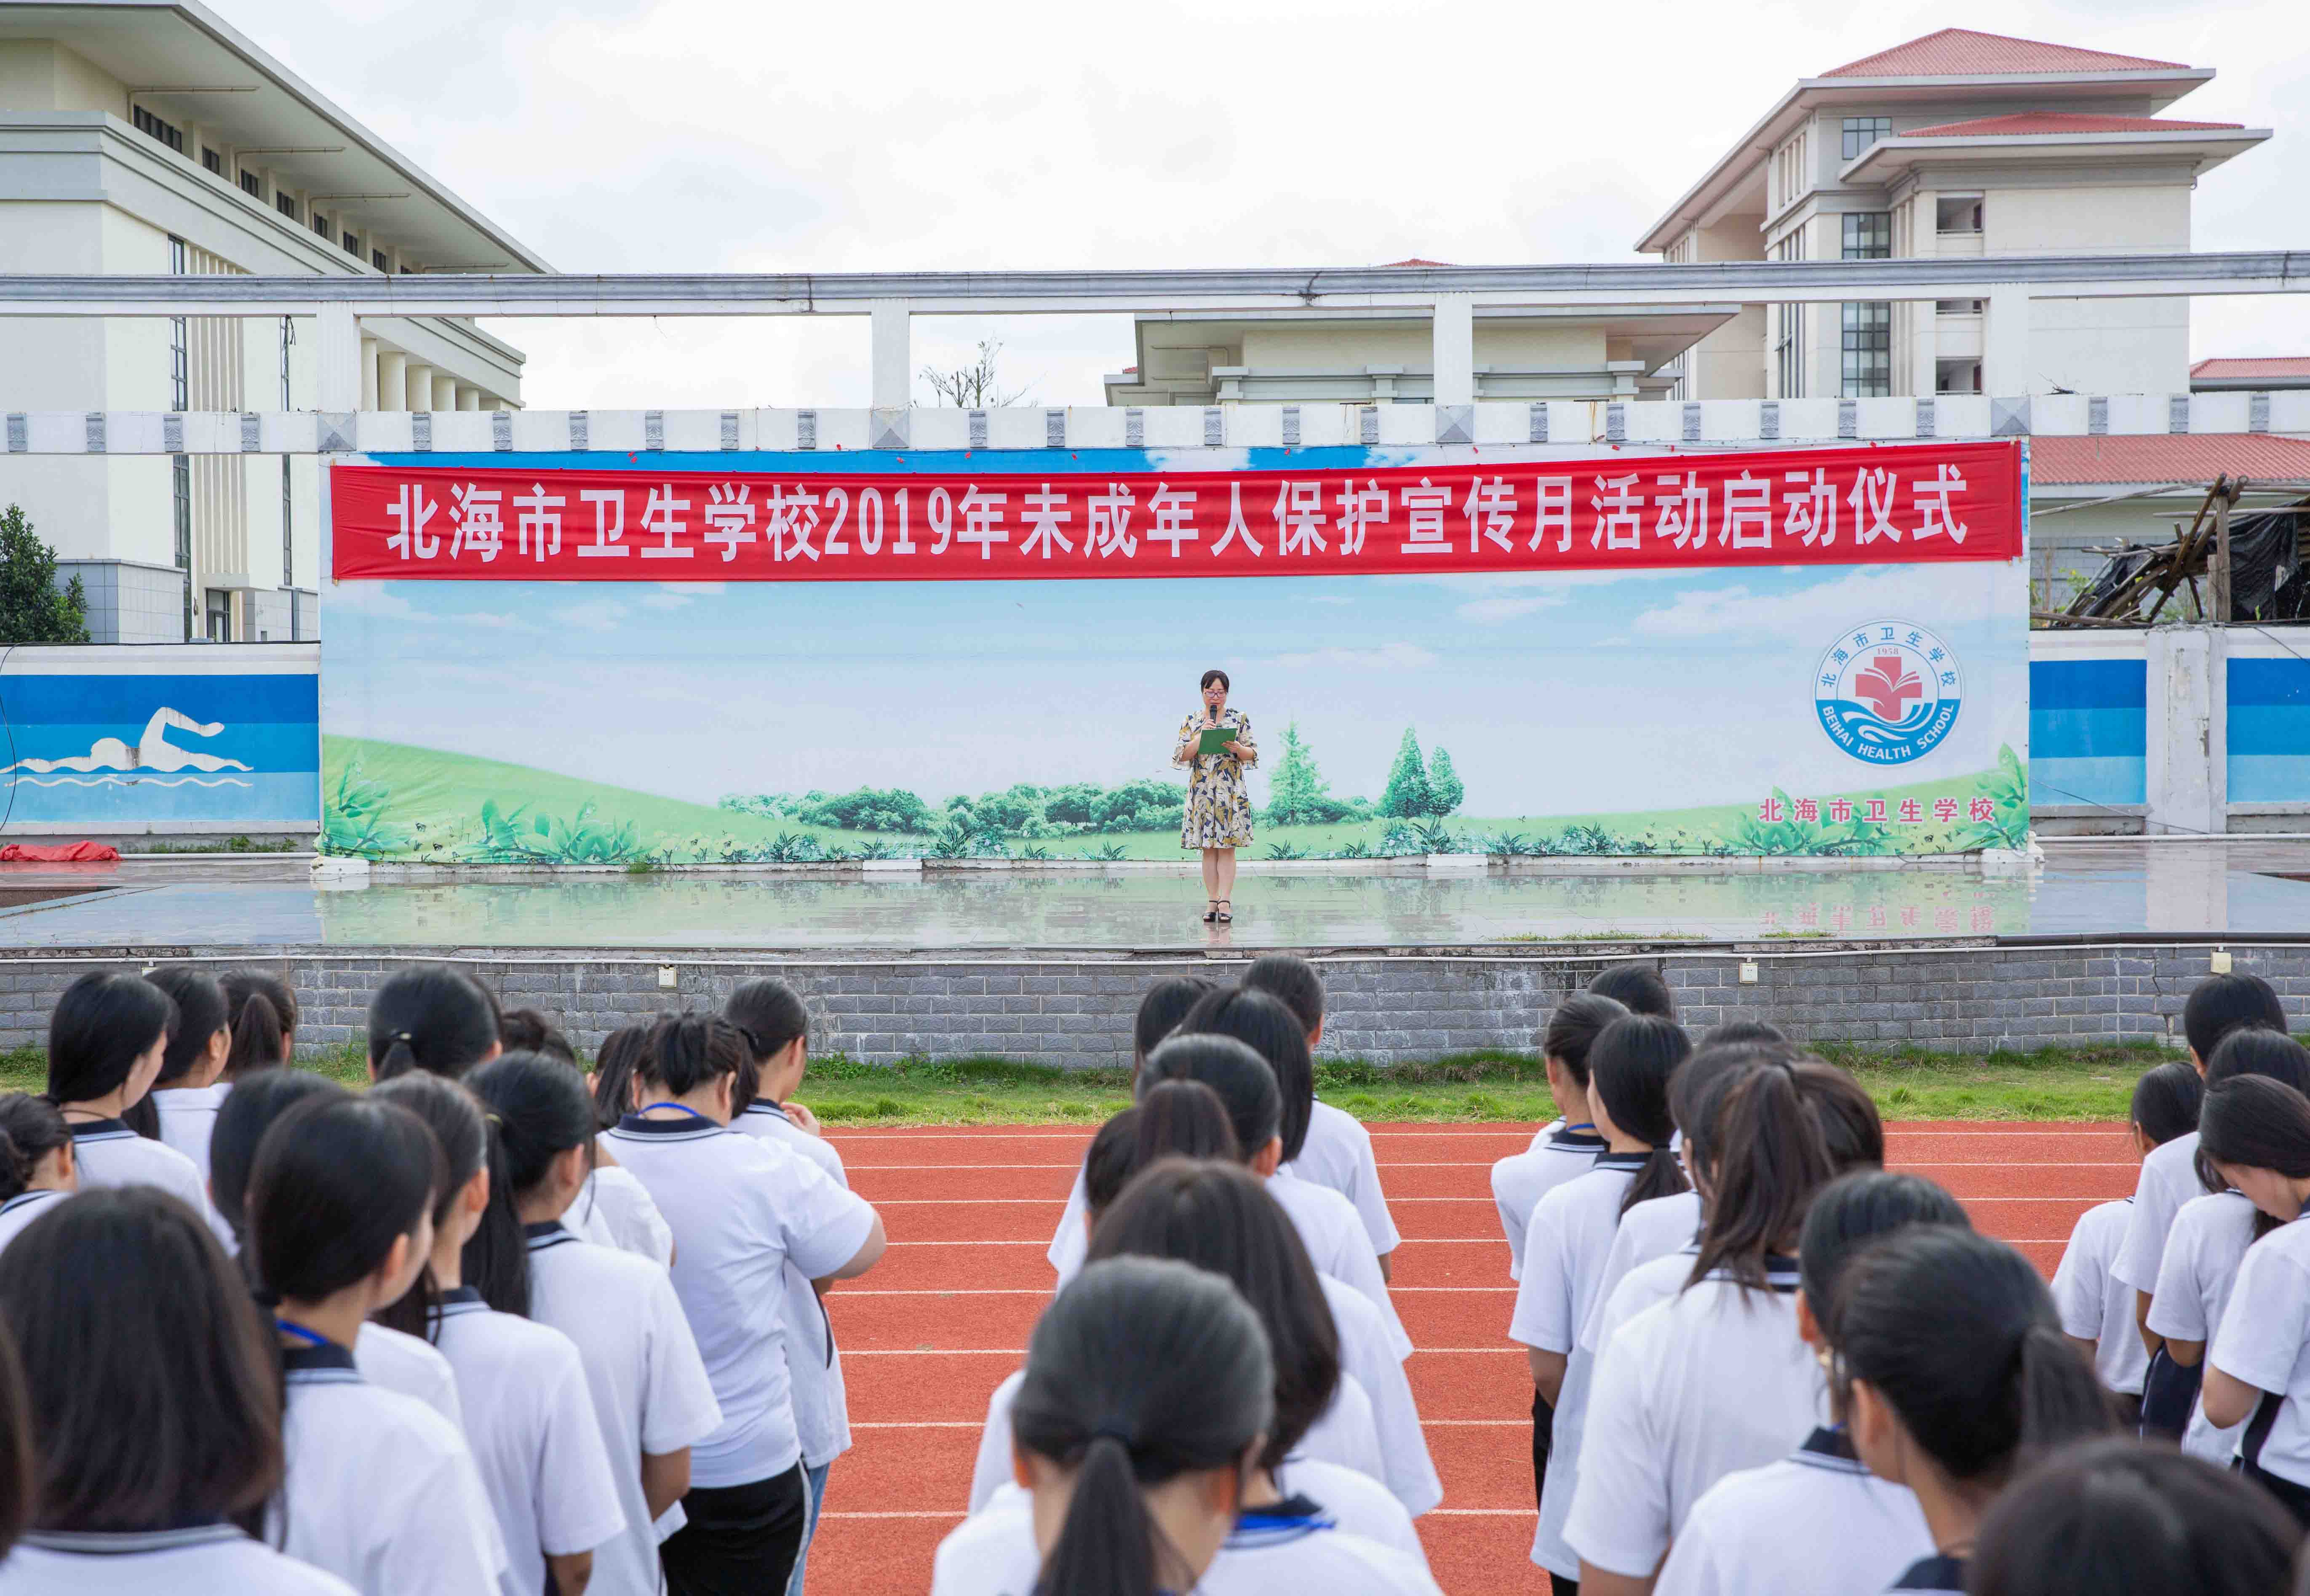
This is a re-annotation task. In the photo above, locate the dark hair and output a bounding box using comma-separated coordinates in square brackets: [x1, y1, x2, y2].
[641, 1014, 747, 1100]
[470, 1052, 598, 1197]
[2203, 1028, 2310, 1095]
[1798, 1170, 1970, 1344]
[2131, 1060, 2203, 1148]
[1700, 1018, 1793, 1055]
[45, 972, 174, 1108]
[1690, 1063, 1833, 1292]
[591, 1025, 651, 1129]
[1588, 962, 1674, 1020]
[1174, 988, 1313, 1161]
[498, 1008, 576, 1066]
[1132, 978, 1215, 1073]
[371, 1072, 528, 1321]
[1794, 1060, 1885, 1174]
[1013, 1255, 1269, 1596]
[1138, 1035, 1279, 1164]
[1087, 1085, 1246, 1220]
[1588, 1014, 1691, 1214]
[1670, 1043, 1786, 1178]
[1082, 1110, 1143, 1221]
[207, 1070, 347, 1241]
[221, 970, 298, 1079]
[247, 1097, 443, 1308]
[1973, 1437, 2302, 1596]
[2183, 972, 2286, 1065]
[0, 1097, 69, 1204]
[0, 1320, 27, 1556]
[368, 965, 500, 1081]
[1089, 1160, 1336, 1473]
[1541, 992, 1630, 1092]
[724, 978, 808, 1114]
[144, 967, 228, 1088]
[1198, 668, 1230, 692]
[0, 1187, 280, 1533]
[1241, 956, 1324, 1038]
[1836, 1227, 2112, 1484]
[2199, 1075, 2310, 1236]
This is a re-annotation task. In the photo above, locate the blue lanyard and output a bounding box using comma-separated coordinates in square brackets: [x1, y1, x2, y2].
[1564, 1122, 1596, 1133]
[637, 1102, 714, 1123]
[275, 1317, 333, 1349]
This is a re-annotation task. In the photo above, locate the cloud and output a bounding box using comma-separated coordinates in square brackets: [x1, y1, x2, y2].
[1271, 641, 1438, 670]
[551, 599, 630, 633]
[1456, 592, 1569, 625]
[1631, 567, 1951, 641]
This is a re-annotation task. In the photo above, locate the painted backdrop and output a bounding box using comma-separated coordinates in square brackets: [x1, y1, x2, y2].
[321, 441, 2030, 863]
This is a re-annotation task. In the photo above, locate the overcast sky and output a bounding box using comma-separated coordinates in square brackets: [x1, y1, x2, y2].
[227, 0, 2310, 407]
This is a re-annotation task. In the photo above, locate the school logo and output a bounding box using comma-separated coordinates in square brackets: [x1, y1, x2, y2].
[1814, 621, 1961, 766]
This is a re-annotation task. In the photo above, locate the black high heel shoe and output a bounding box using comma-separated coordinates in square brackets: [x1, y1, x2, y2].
[1215, 899, 1232, 923]
[1203, 900, 1220, 922]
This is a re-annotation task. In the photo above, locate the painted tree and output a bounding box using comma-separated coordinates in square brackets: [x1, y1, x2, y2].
[1427, 746, 1465, 816]
[1379, 728, 1433, 819]
[1264, 721, 1332, 825]
[0, 506, 88, 644]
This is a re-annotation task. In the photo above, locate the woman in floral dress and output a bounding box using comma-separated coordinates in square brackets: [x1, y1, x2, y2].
[1172, 668, 1257, 922]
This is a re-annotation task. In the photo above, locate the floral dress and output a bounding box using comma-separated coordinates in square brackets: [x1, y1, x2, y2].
[1172, 708, 1256, 850]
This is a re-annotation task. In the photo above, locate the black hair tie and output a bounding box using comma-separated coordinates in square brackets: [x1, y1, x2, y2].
[1091, 1421, 1136, 1450]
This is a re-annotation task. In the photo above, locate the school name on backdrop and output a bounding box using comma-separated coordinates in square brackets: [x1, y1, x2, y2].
[327, 441, 2023, 583]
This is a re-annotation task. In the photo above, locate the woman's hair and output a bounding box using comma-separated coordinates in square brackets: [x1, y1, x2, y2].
[45, 971, 174, 1108]
[1173, 988, 1313, 1161]
[1131, 978, 1215, 1071]
[470, 1052, 598, 1197]
[1835, 1226, 2112, 1484]
[1971, 1437, 2301, 1596]
[591, 1024, 651, 1129]
[1241, 956, 1324, 1039]
[1587, 962, 1675, 1020]
[1088, 1160, 1336, 1473]
[144, 967, 227, 1088]
[724, 979, 809, 1114]
[1689, 1062, 1834, 1292]
[371, 1072, 528, 1321]
[1669, 1043, 1786, 1180]
[1794, 1060, 1885, 1174]
[2203, 1028, 2310, 1094]
[1086, 1085, 1245, 1219]
[1198, 668, 1230, 692]
[246, 1097, 443, 1309]
[497, 1008, 576, 1065]
[221, 970, 298, 1078]
[1541, 993, 1631, 1092]
[1138, 1035, 1279, 1164]
[0, 1321, 28, 1557]
[0, 1097, 69, 1205]
[207, 1070, 347, 1241]
[2182, 971, 2286, 1063]
[1798, 1170, 1971, 1342]
[1699, 1018, 1794, 1055]
[1588, 1014, 1692, 1214]
[368, 964, 501, 1081]
[0, 1187, 281, 1534]
[1013, 1255, 1270, 1596]
[2131, 1060, 2203, 1148]
[2198, 1076, 2310, 1235]
[641, 1014, 747, 1099]
[1082, 1110, 1143, 1222]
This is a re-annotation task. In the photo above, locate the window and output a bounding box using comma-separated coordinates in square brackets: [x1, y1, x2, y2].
[280, 317, 294, 589]
[343, 231, 359, 256]
[173, 457, 193, 641]
[206, 589, 232, 643]
[1841, 301, 1891, 397]
[1841, 213, 1891, 260]
[166, 237, 190, 411]
[131, 106, 184, 152]
[1772, 127, 1811, 211]
[1935, 299, 1984, 315]
[372, 249, 389, 272]
[1773, 231, 1804, 399]
[201, 147, 222, 175]
[238, 169, 262, 198]
[311, 210, 329, 238]
[1935, 196, 1983, 234]
[1841, 116, 1892, 160]
[275, 192, 299, 221]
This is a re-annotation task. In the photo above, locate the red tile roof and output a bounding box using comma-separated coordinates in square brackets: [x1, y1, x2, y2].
[1822, 29, 2192, 79]
[1380, 258, 1453, 267]
[1906, 111, 2243, 137]
[2031, 434, 2310, 486]
[2193, 357, 2310, 380]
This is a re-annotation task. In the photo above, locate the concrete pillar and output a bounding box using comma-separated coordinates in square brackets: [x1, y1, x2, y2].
[376, 349, 407, 413]
[403, 362, 433, 412]
[1431, 294, 1474, 407]
[1982, 286, 2032, 398]
[360, 337, 380, 411]
[315, 305, 362, 412]
[431, 373, 456, 411]
[1909, 301, 1939, 399]
[869, 299, 910, 410]
[456, 385, 481, 412]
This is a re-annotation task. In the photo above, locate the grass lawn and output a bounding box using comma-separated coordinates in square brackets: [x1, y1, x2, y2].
[1, 1039, 2173, 1124]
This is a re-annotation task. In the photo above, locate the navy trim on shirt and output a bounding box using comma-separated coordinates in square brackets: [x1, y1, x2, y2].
[1228, 1495, 1334, 1548]
[281, 1342, 358, 1379]
[1545, 1126, 1606, 1153]
[65, 1117, 133, 1142]
[436, 1285, 487, 1317]
[744, 1101, 791, 1123]
[0, 1189, 63, 1217]
[611, 1112, 724, 1142]
[1790, 1426, 1868, 1474]
[19, 1524, 246, 1556]
[524, 1220, 578, 1251]
[1890, 1553, 1967, 1592]
[1593, 1150, 1656, 1172]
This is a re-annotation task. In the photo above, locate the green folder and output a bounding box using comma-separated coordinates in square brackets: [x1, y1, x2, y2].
[1197, 725, 1236, 757]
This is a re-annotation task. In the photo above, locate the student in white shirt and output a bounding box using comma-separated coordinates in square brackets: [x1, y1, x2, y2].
[1514, 1012, 1690, 1589]
[605, 1014, 885, 1596]
[1493, 994, 1624, 1279]
[0, 1185, 356, 1596]
[44, 972, 211, 1221]
[1838, 1228, 2116, 1596]
[1049, 977, 1219, 1287]
[0, 1096, 75, 1256]
[1653, 1170, 1963, 1596]
[571, 1024, 682, 1266]
[1566, 1060, 1837, 1593]
[243, 1094, 506, 1596]
[475, 1052, 725, 1596]
[366, 963, 505, 1083]
[371, 1072, 626, 1596]
[1242, 955, 1402, 1264]
[1966, 1436, 2302, 1596]
[144, 968, 235, 1180]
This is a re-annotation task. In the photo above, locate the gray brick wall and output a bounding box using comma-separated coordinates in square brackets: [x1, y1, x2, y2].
[3, 942, 2304, 1067]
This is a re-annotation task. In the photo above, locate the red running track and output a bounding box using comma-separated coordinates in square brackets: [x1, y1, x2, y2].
[805, 1121, 2135, 1593]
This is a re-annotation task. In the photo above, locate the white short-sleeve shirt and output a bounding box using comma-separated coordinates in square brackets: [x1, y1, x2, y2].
[1319, 1273, 1440, 1516]
[524, 1223, 724, 1596]
[574, 1162, 676, 1267]
[1580, 1189, 1703, 1352]
[0, 1188, 69, 1255]
[67, 1119, 215, 1226]
[2147, 1190, 2255, 1463]
[1490, 1123, 1604, 1281]
[2210, 1214, 2310, 1487]
[1510, 1158, 1643, 1356]
[1592, 1247, 1700, 1354]
[1047, 1165, 1091, 1285]
[732, 1102, 853, 1467]
[1290, 1101, 1401, 1257]
[430, 1291, 627, 1593]
[1564, 1265, 1824, 1579]
[152, 1081, 232, 1180]
[0, 1525, 356, 1595]
[2051, 1198, 2150, 1398]
[604, 1114, 878, 1487]
[1268, 1171, 1410, 1357]
[352, 1323, 464, 1429]
[1652, 1427, 1932, 1596]
[2113, 1131, 2201, 1295]
[272, 1343, 506, 1596]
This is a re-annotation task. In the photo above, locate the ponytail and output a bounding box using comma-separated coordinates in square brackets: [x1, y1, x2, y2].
[1793, 1060, 1884, 1173]
[0, 1129, 22, 1204]
[1132, 1080, 1240, 1169]
[469, 1052, 598, 1196]
[1541, 993, 1629, 1092]
[145, 967, 227, 1088]
[1040, 1434, 1156, 1596]
[221, 971, 299, 1078]
[725, 979, 809, 1114]
[1690, 1065, 1832, 1292]
[590, 1025, 650, 1129]
[2017, 1320, 2118, 1454]
[366, 964, 500, 1082]
[369, 1073, 530, 1323]
[1587, 1014, 1690, 1215]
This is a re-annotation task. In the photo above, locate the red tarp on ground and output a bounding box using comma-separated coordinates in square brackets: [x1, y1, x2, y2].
[0, 842, 120, 862]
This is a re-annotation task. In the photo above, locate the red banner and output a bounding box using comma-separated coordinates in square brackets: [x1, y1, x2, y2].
[329, 440, 2022, 582]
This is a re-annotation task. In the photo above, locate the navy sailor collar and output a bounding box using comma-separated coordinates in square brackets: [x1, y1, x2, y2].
[1790, 1426, 1867, 1474]
[524, 1220, 579, 1252]
[65, 1117, 133, 1142]
[20, 1523, 247, 1555]
[1546, 1124, 1606, 1152]
[743, 1100, 791, 1122]
[282, 1342, 358, 1379]
[0, 1189, 63, 1217]
[436, 1284, 487, 1317]
[1890, 1553, 1967, 1593]
[612, 1111, 724, 1142]
[1593, 1150, 1653, 1172]
[1228, 1494, 1333, 1548]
